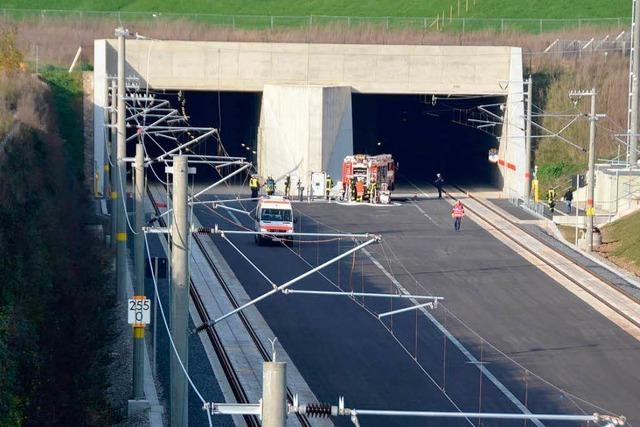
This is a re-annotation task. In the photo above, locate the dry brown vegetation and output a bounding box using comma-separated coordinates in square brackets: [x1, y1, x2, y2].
[0, 17, 625, 66]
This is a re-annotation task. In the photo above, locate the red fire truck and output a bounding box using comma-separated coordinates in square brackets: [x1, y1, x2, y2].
[341, 154, 396, 203]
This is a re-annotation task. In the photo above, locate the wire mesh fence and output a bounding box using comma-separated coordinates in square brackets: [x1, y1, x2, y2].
[0, 8, 631, 35]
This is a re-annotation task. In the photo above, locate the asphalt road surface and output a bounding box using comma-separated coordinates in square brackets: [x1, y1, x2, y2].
[194, 192, 639, 427]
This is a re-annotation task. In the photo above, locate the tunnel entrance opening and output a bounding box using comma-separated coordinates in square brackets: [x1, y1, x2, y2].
[141, 90, 262, 183]
[352, 93, 505, 192]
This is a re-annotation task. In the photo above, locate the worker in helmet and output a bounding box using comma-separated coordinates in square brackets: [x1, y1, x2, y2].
[325, 174, 333, 199]
[355, 178, 365, 202]
[435, 173, 444, 199]
[547, 188, 556, 213]
[349, 178, 356, 202]
[249, 175, 260, 198]
[296, 178, 304, 201]
[265, 176, 275, 196]
[451, 200, 465, 231]
[284, 175, 291, 198]
[370, 181, 378, 203]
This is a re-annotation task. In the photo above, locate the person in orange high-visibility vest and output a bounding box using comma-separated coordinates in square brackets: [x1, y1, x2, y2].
[355, 179, 365, 202]
[451, 200, 465, 231]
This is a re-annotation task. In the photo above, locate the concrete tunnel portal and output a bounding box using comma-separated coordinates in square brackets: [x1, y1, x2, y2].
[94, 40, 526, 198]
[150, 90, 506, 190]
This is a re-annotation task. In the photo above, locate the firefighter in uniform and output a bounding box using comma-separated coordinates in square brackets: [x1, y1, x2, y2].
[284, 175, 291, 198]
[325, 174, 333, 199]
[265, 176, 275, 196]
[349, 178, 356, 202]
[355, 179, 365, 202]
[249, 175, 260, 198]
[369, 182, 377, 203]
[451, 200, 465, 231]
[547, 188, 556, 213]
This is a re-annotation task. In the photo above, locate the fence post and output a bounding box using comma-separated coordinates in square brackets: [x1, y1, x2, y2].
[462, 18, 465, 36]
[347, 16, 351, 28]
[423, 17, 427, 29]
[386, 16, 389, 30]
[232, 15, 235, 31]
[270, 15, 273, 29]
[501, 18, 504, 34]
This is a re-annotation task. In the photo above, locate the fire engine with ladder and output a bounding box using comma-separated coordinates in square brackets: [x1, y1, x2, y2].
[341, 154, 396, 204]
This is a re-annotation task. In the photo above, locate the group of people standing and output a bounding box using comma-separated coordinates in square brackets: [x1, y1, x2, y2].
[249, 174, 303, 200]
[346, 177, 378, 203]
[546, 187, 574, 214]
[249, 175, 277, 198]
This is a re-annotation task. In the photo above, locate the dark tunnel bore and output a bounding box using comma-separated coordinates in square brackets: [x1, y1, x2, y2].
[141, 91, 504, 187]
[352, 93, 505, 187]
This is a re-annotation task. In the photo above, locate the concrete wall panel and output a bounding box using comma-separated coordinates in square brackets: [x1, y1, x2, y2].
[238, 51, 272, 80]
[308, 54, 344, 82]
[101, 40, 515, 95]
[93, 39, 107, 197]
[258, 85, 352, 188]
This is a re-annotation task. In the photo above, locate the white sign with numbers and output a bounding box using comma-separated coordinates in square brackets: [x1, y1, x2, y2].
[128, 297, 151, 325]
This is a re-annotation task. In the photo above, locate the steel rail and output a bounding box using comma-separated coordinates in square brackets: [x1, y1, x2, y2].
[148, 186, 312, 427]
[146, 187, 261, 427]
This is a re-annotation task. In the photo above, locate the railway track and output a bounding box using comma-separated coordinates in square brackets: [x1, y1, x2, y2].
[447, 184, 640, 329]
[147, 186, 313, 427]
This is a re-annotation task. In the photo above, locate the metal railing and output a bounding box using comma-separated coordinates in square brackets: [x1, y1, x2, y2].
[544, 32, 633, 57]
[0, 8, 631, 34]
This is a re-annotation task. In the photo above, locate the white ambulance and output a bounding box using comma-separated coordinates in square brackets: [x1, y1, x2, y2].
[254, 196, 295, 246]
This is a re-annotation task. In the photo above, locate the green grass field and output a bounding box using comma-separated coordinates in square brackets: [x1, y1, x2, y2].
[0, 0, 631, 19]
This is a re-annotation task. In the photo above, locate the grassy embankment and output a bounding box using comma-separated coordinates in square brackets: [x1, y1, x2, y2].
[0, 0, 630, 18]
[0, 30, 114, 425]
[533, 55, 627, 195]
[600, 211, 640, 276]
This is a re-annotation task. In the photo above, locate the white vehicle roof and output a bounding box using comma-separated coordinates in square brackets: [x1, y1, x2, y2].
[258, 196, 292, 211]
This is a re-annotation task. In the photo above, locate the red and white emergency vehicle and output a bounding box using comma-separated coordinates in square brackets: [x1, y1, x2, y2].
[254, 196, 295, 245]
[341, 154, 396, 202]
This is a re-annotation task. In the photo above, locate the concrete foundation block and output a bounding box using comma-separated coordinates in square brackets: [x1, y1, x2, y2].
[127, 399, 150, 417]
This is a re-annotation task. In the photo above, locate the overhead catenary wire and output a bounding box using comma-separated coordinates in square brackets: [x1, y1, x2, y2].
[297, 203, 620, 418]
[279, 208, 474, 425]
[379, 231, 617, 417]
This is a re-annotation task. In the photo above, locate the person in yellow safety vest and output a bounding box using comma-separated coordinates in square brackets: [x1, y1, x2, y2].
[284, 175, 291, 198]
[355, 179, 365, 202]
[325, 175, 333, 199]
[547, 188, 556, 213]
[249, 175, 260, 198]
[451, 200, 465, 231]
[369, 182, 377, 203]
